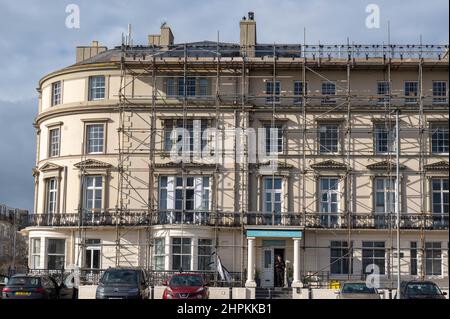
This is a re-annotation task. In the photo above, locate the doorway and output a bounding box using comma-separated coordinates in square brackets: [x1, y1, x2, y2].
[261, 247, 285, 287]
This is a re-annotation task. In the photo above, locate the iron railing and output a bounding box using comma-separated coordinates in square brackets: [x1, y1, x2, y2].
[26, 211, 449, 230]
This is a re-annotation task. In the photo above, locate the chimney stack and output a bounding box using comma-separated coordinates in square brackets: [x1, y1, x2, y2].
[76, 41, 107, 63]
[148, 23, 174, 46]
[240, 12, 257, 57]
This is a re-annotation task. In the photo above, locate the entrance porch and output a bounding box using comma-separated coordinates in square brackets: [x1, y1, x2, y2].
[245, 229, 303, 288]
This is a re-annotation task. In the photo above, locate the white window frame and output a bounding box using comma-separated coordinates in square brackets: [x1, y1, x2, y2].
[319, 177, 340, 227]
[430, 123, 449, 155]
[88, 76, 106, 101]
[432, 81, 447, 105]
[198, 78, 209, 97]
[46, 238, 66, 270]
[431, 178, 449, 215]
[83, 176, 103, 212]
[263, 123, 284, 155]
[425, 242, 442, 276]
[171, 237, 192, 271]
[263, 176, 283, 215]
[321, 81, 336, 105]
[49, 128, 60, 157]
[377, 81, 390, 105]
[154, 238, 166, 271]
[85, 239, 101, 269]
[404, 81, 418, 104]
[330, 241, 353, 275]
[362, 241, 386, 275]
[31, 238, 41, 269]
[46, 178, 58, 215]
[178, 77, 196, 97]
[318, 124, 339, 154]
[159, 176, 211, 224]
[265, 81, 281, 104]
[198, 239, 213, 271]
[374, 177, 396, 214]
[374, 123, 396, 155]
[293, 81, 307, 105]
[52, 81, 62, 106]
[166, 78, 176, 98]
[86, 124, 105, 154]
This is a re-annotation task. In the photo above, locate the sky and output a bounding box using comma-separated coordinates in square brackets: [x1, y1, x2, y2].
[0, 0, 448, 212]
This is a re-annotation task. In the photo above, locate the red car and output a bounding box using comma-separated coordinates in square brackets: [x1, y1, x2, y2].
[162, 274, 209, 299]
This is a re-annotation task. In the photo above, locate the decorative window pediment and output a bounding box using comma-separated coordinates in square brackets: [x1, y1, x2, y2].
[39, 162, 63, 172]
[366, 160, 406, 170]
[255, 162, 294, 170]
[310, 160, 348, 170]
[154, 162, 217, 169]
[424, 160, 449, 171]
[74, 159, 112, 169]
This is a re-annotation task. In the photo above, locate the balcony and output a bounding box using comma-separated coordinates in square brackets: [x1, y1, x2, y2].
[26, 210, 448, 230]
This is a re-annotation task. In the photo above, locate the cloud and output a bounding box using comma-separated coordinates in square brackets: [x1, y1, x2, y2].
[0, 99, 36, 211]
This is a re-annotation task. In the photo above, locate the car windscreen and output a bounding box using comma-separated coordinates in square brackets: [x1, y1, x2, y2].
[406, 283, 442, 295]
[342, 283, 376, 294]
[169, 276, 203, 287]
[100, 270, 138, 285]
[8, 277, 40, 287]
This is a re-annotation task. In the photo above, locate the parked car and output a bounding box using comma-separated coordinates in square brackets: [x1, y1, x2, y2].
[162, 274, 209, 299]
[396, 281, 447, 299]
[0, 275, 8, 299]
[96, 268, 150, 299]
[2, 274, 59, 299]
[336, 281, 381, 299]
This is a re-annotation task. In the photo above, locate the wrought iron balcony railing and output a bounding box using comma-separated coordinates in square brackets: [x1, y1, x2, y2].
[26, 210, 448, 230]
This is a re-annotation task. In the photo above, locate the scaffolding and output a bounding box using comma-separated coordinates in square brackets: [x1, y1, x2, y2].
[69, 40, 449, 287]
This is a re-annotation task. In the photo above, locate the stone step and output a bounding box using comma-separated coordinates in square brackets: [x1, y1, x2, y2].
[255, 288, 293, 299]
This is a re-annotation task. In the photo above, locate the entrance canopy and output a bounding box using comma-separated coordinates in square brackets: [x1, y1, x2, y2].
[247, 229, 302, 238]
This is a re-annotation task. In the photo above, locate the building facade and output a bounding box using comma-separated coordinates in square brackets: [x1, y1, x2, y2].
[0, 204, 28, 274]
[23, 14, 449, 289]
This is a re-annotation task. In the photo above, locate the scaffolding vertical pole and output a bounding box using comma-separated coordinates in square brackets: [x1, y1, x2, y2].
[301, 29, 307, 276]
[346, 48, 352, 281]
[395, 108, 401, 298]
[115, 45, 127, 267]
[240, 52, 247, 284]
[214, 32, 220, 286]
[148, 55, 157, 270]
[418, 59, 425, 281]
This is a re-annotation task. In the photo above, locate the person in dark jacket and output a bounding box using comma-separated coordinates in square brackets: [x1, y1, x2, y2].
[274, 255, 285, 287]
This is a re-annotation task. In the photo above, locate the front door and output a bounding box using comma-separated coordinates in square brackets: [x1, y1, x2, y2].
[261, 248, 274, 287]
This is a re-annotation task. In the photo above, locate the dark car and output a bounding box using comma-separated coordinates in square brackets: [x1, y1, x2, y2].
[336, 281, 381, 299]
[162, 274, 209, 299]
[397, 281, 447, 300]
[0, 275, 8, 299]
[2, 274, 59, 299]
[96, 268, 150, 299]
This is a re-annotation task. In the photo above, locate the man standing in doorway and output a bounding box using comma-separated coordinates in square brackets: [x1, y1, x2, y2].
[274, 255, 285, 287]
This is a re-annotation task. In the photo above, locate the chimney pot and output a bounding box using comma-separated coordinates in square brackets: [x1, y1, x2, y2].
[248, 12, 254, 20]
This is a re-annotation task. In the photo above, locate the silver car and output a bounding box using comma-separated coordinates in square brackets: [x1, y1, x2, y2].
[336, 282, 381, 299]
